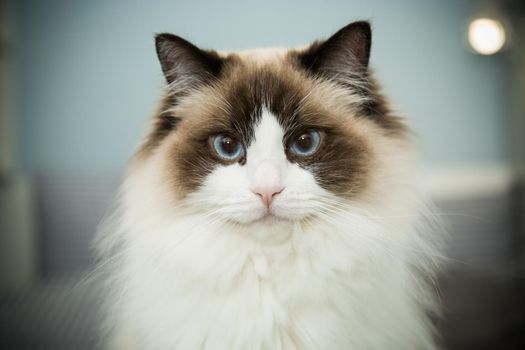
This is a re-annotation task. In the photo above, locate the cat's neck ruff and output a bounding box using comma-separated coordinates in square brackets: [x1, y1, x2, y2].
[113, 187, 435, 350]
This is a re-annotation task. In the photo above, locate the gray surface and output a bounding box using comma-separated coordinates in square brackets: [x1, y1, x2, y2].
[0, 277, 103, 350]
[436, 192, 514, 272]
[35, 175, 118, 277]
[438, 267, 525, 350]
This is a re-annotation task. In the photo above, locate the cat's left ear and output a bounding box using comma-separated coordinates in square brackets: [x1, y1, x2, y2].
[297, 21, 371, 79]
[155, 33, 224, 88]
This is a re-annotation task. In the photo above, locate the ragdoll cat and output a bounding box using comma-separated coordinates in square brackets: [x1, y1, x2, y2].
[97, 21, 442, 350]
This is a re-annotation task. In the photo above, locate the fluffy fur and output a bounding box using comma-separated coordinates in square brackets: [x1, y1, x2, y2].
[96, 21, 443, 350]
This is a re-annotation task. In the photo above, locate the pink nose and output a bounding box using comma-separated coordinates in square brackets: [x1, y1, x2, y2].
[254, 186, 284, 207]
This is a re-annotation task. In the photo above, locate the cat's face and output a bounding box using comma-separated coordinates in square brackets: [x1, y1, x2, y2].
[134, 22, 409, 225]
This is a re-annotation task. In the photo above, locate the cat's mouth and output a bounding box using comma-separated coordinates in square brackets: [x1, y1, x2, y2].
[249, 204, 304, 225]
[227, 204, 294, 225]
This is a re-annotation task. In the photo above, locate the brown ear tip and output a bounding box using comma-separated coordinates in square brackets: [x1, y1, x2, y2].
[353, 21, 371, 29]
[344, 21, 372, 38]
[155, 33, 176, 46]
[155, 33, 171, 53]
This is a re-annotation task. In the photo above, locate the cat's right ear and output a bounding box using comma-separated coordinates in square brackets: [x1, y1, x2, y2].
[296, 21, 372, 80]
[155, 33, 224, 88]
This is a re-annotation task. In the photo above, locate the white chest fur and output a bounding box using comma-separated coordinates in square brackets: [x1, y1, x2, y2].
[108, 211, 436, 350]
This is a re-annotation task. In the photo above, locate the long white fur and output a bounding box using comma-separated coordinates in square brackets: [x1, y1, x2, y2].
[98, 107, 442, 349]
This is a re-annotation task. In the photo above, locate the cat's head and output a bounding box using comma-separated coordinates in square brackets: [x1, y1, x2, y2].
[131, 21, 411, 226]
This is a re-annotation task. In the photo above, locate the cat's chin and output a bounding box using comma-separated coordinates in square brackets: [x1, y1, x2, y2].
[231, 208, 309, 227]
[256, 212, 290, 224]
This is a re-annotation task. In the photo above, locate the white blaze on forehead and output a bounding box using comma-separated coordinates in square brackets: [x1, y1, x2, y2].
[248, 109, 286, 161]
[246, 109, 287, 191]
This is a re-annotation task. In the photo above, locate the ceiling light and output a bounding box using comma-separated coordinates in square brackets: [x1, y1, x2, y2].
[467, 18, 506, 55]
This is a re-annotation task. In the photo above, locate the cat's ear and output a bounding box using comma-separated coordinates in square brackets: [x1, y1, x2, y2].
[155, 33, 223, 87]
[297, 21, 371, 79]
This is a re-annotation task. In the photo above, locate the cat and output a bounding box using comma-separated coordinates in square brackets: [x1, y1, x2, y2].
[96, 21, 443, 350]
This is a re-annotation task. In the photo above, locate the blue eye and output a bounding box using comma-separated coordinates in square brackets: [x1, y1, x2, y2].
[290, 129, 321, 156]
[211, 134, 244, 161]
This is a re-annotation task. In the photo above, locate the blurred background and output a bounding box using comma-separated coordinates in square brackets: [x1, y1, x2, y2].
[0, 0, 524, 349]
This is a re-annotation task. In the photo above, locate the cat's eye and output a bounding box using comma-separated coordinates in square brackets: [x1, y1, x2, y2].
[289, 130, 321, 156]
[211, 134, 244, 161]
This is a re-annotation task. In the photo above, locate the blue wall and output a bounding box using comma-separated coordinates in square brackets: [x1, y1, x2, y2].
[15, 0, 508, 173]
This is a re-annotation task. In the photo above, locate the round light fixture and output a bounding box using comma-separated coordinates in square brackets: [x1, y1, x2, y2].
[467, 18, 506, 55]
